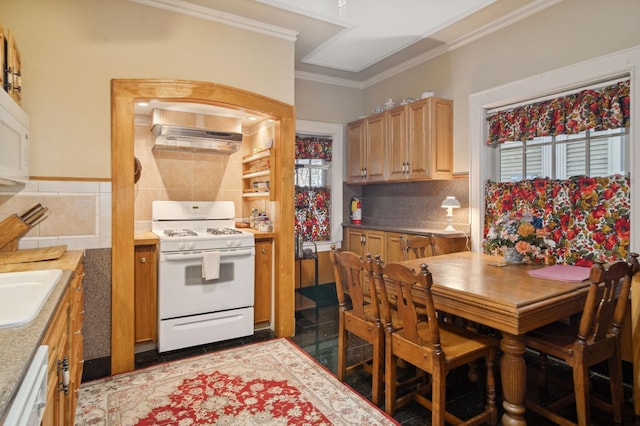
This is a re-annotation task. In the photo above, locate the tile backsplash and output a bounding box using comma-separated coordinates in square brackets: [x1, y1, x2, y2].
[0, 180, 112, 250]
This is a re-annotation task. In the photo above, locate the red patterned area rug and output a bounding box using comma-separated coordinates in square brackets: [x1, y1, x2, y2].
[75, 338, 398, 425]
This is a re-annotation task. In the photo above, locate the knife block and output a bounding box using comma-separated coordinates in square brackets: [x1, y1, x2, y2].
[0, 214, 30, 252]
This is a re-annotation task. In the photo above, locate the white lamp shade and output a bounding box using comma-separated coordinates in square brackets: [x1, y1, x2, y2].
[441, 196, 460, 209]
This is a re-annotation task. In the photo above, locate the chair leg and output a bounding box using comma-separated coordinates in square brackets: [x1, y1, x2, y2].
[371, 332, 384, 406]
[485, 349, 498, 425]
[608, 354, 624, 423]
[337, 317, 347, 381]
[537, 351, 548, 400]
[431, 368, 447, 426]
[385, 347, 398, 416]
[573, 363, 591, 426]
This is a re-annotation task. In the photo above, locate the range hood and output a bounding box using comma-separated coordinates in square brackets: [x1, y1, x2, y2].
[152, 124, 243, 154]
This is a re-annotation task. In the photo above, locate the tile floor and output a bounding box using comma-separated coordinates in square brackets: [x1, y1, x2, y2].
[118, 286, 638, 425]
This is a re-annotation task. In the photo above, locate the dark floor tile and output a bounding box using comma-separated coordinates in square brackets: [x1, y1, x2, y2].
[84, 301, 638, 426]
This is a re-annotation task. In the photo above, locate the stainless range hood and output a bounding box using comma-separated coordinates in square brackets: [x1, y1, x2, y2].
[152, 124, 243, 154]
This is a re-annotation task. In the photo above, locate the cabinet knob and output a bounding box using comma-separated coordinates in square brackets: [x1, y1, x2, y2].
[140, 257, 147, 263]
[261, 248, 267, 254]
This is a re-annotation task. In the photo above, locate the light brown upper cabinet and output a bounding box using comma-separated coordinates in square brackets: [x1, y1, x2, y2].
[347, 97, 453, 184]
[404, 97, 453, 181]
[346, 112, 387, 184]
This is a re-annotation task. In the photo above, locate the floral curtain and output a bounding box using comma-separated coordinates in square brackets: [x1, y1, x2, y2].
[483, 174, 630, 266]
[296, 135, 332, 160]
[486, 79, 630, 145]
[295, 135, 332, 241]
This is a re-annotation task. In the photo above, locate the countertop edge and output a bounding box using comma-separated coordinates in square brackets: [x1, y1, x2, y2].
[342, 223, 470, 239]
[0, 250, 84, 419]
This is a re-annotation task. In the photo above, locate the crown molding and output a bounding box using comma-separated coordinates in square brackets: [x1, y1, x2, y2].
[131, 0, 561, 89]
[294, 71, 364, 89]
[129, 0, 299, 42]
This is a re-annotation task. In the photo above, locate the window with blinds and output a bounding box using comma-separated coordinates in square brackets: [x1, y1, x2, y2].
[497, 128, 627, 181]
[489, 78, 630, 182]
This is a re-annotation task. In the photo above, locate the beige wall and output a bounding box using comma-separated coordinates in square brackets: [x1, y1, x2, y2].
[0, 0, 294, 179]
[353, 0, 640, 173]
[294, 79, 363, 123]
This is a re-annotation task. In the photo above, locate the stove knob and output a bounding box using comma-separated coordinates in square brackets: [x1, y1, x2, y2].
[178, 242, 186, 250]
[187, 242, 196, 250]
[226, 240, 233, 247]
[234, 240, 241, 247]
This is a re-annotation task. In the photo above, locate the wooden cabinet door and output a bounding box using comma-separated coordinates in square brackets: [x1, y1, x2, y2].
[68, 262, 84, 423]
[386, 232, 406, 262]
[254, 239, 272, 324]
[6, 29, 22, 104]
[346, 120, 366, 183]
[433, 235, 468, 255]
[365, 113, 386, 182]
[386, 107, 408, 181]
[407, 97, 453, 180]
[345, 228, 365, 256]
[430, 97, 453, 179]
[363, 230, 385, 259]
[42, 290, 70, 426]
[135, 244, 157, 343]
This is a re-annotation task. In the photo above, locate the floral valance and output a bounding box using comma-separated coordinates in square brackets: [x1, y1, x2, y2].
[296, 135, 332, 160]
[486, 79, 630, 146]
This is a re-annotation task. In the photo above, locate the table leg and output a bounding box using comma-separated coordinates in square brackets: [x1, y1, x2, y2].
[500, 332, 527, 426]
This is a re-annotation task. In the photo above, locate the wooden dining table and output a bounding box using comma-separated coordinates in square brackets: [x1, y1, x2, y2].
[398, 251, 592, 426]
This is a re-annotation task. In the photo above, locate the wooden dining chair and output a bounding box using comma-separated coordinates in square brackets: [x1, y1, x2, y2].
[400, 234, 436, 260]
[523, 253, 640, 426]
[372, 258, 499, 425]
[329, 245, 385, 405]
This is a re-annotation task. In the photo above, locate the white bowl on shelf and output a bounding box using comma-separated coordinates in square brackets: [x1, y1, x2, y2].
[421, 91, 435, 99]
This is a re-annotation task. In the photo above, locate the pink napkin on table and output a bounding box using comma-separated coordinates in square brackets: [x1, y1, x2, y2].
[527, 264, 591, 282]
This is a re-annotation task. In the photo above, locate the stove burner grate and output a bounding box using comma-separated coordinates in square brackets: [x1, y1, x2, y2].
[164, 229, 197, 237]
[206, 227, 242, 235]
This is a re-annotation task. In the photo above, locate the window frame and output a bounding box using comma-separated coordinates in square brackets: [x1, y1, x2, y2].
[295, 119, 344, 252]
[469, 46, 640, 253]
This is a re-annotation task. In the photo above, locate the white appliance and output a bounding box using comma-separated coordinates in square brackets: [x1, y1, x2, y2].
[0, 88, 29, 186]
[152, 201, 255, 352]
[3, 345, 48, 426]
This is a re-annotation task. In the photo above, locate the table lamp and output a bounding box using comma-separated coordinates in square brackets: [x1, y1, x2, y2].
[441, 196, 460, 231]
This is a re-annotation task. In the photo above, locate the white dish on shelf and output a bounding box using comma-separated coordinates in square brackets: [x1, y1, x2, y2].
[421, 91, 435, 99]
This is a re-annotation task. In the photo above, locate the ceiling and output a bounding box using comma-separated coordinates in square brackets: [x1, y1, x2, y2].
[131, 0, 559, 123]
[130, 0, 560, 86]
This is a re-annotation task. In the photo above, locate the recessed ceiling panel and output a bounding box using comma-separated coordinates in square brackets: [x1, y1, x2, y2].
[257, 0, 496, 72]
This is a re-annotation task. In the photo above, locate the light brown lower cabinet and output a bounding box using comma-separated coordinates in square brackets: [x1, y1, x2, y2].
[344, 228, 386, 259]
[42, 256, 84, 426]
[345, 227, 469, 263]
[254, 239, 272, 324]
[42, 288, 69, 426]
[134, 243, 158, 343]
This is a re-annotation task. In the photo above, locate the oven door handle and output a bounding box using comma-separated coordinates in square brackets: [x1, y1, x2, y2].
[163, 249, 254, 261]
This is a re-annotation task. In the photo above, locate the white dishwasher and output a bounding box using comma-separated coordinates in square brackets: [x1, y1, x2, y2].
[3, 345, 48, 426]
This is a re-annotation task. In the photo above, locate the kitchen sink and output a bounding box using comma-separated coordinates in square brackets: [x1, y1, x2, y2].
[0, 269, 63, 327]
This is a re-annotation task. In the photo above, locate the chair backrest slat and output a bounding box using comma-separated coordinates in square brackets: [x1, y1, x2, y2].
[329, 246, 379, 321]
[400, 235, 435, 261]
[578, 254, 639, 345]
[374, 260, 441, 351]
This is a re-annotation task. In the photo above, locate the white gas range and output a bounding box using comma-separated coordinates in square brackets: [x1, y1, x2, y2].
[151, 201, 255, 353]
